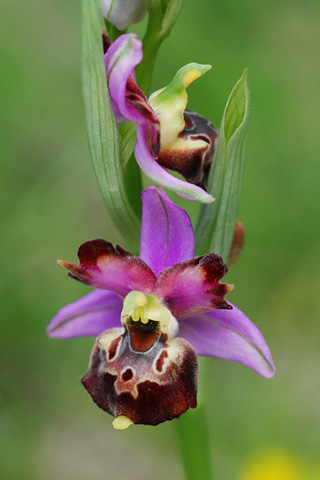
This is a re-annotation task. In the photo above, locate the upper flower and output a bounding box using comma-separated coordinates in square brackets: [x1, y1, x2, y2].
[47, 186, 275, 428]
[104, 33, 218, 203]
[102, 0, 146, 30]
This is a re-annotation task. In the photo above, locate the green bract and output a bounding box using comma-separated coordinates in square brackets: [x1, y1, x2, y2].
[195, 69, 251, 259]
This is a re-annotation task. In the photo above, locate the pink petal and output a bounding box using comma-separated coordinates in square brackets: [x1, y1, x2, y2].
[155, 254, 232, 318]
[58, 239, 156, 298]
[178, 305, 275, 378]
[140, 186, 194, 275]
[47, 290, 123, 338]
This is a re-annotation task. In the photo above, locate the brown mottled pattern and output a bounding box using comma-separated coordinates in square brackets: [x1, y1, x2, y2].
[108, 336, 122, 360]
[155, 350, 168, 373]
[82, 328, 198, 426]
[122, 368, 134, 381]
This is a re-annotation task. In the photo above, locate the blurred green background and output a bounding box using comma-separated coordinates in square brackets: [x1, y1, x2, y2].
[1, 0, 320, 478]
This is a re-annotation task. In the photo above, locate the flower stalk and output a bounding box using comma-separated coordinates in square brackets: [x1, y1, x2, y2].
[137, 0, 184, 93]
[175, 71, 251, 479]
[175, 357, 214, 480]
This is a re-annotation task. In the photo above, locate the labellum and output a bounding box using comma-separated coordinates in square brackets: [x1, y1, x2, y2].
[82, 302, 198, 428]
[157, 109, 218, 189]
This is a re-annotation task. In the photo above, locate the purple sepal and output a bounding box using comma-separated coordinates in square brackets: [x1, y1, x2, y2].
[140, 186, 194, 276]
[47, 290, 122, 339]
[178, 304, 275, 378]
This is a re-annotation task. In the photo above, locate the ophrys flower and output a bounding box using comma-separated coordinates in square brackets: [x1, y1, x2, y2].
[104, 33, 218, 203]
[47, 187, 275, 428]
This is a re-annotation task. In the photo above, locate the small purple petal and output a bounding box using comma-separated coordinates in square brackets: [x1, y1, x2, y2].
[178, 304, 275, 378]
[155, 254, 231, 318]
[58, 240, 156, 298]
[105, 34, 147, 124]
[135, 124, 214, 203]
[47, 290, 123, 339]
[140, 186, 194, 275]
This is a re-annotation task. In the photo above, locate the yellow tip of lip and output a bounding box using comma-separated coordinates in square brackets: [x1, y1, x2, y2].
[112, 416, 133, 430]
[226, 283, 235, 293]
[57, 259, 69, 268]
[184, 69, 202, 86]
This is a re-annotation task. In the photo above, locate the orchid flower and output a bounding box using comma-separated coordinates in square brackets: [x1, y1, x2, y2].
[102, 0, 146, 31]
[104, 33, 218, 203]
[47, 186, 275, 429]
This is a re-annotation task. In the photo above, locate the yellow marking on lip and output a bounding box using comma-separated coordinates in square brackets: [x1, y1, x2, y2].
[112, 415, 133, 430]
[98, 329, 123, 351]
[184, 69, 201, 87]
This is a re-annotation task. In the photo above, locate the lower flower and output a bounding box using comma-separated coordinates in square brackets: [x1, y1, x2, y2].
[47, 187, 275, 428]
[83, 290, 198, 427]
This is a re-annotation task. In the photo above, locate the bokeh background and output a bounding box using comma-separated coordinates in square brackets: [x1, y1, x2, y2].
[2, 0, 320, 478]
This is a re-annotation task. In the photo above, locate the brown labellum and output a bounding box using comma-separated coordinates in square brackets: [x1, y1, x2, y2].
[157, 110, 218, 189]
[82, 324, 198, 426]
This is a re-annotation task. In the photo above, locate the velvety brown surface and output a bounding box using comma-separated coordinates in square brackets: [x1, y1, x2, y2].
[82, 327, 198, 425]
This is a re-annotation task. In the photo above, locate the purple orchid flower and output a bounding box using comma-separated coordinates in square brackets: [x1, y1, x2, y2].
[104, 33, 218, 203]
[47, 186, 275, 429]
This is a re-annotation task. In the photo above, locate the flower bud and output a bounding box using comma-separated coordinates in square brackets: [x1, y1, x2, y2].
[102, 0, 146, 31]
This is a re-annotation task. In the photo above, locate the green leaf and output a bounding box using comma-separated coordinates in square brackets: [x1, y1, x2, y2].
[195, 69, 250, 259]
[80, 0, 140, 252]
[119, 121, 137, 168]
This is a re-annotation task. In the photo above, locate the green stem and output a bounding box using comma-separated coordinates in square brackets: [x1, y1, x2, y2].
[136, 7, 164, 94]
[137, 0, 184, 94]
[175, 358, 214, 480]
[104, 19, 123, 42]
